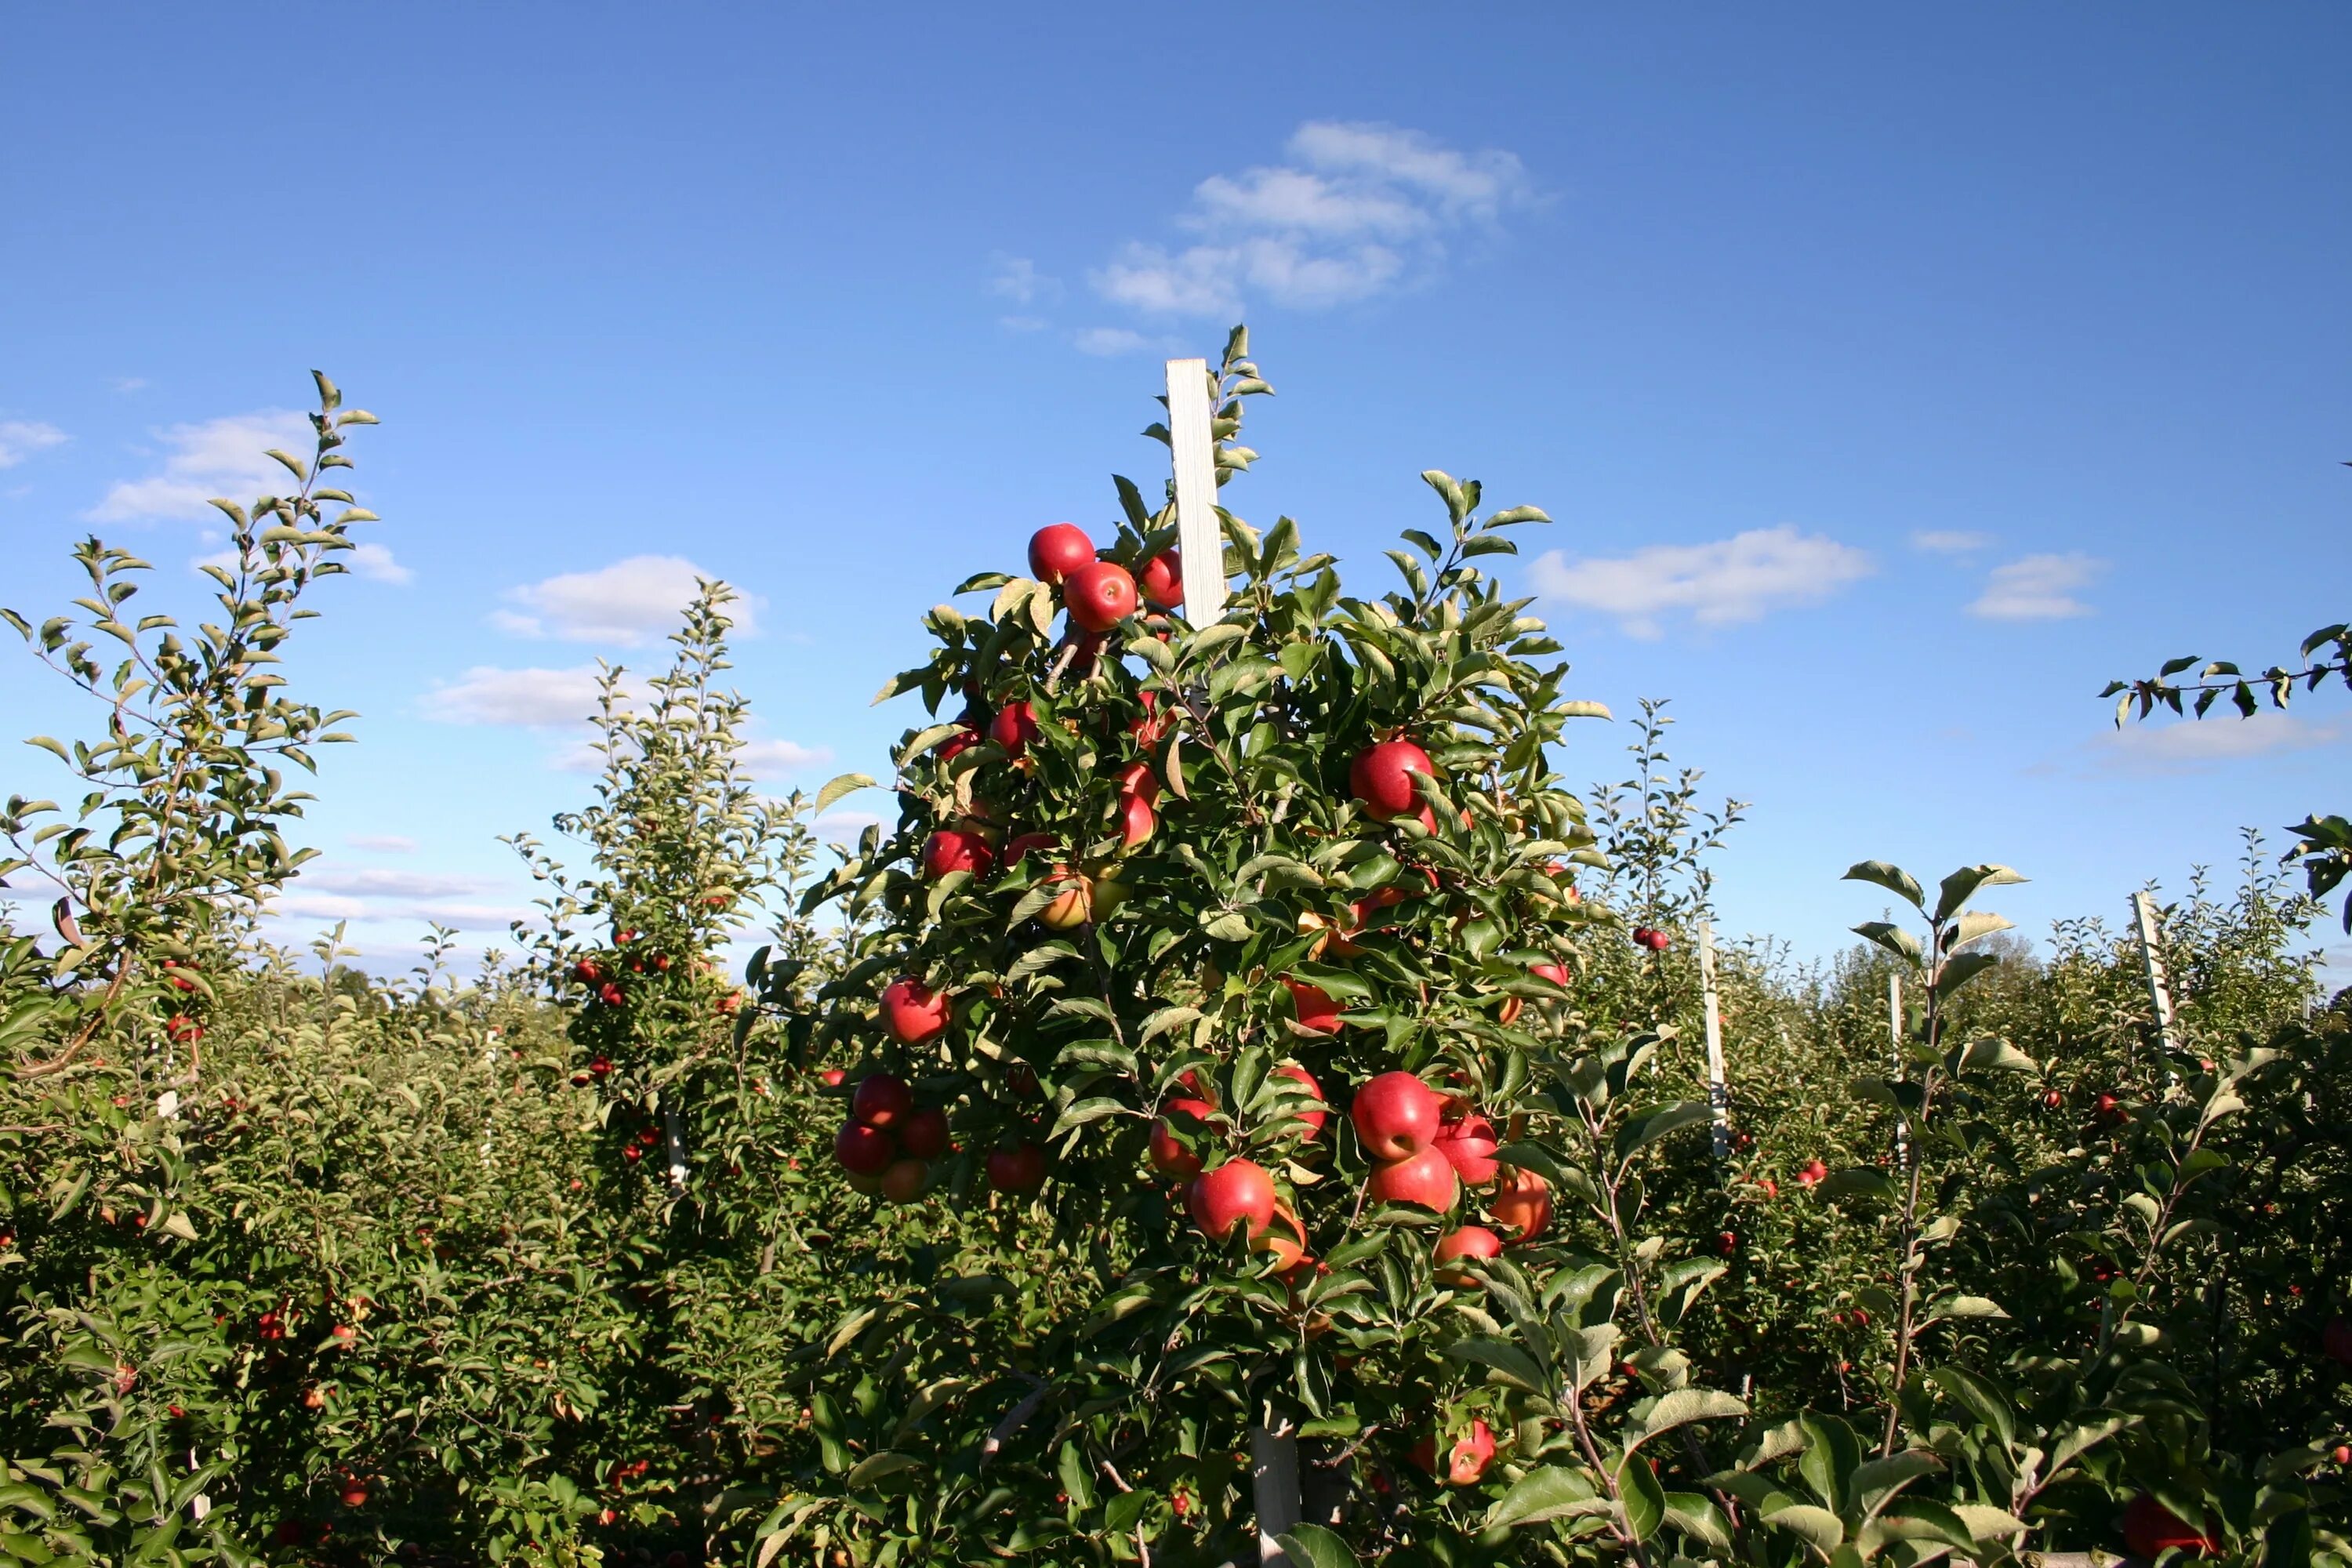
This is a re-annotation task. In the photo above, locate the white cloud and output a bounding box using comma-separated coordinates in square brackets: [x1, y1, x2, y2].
[2091, 710, 2344, 773]
[814, 809, 885, 842]
[1073, 327, 1157, 357]
[1089, 120, 1534, 320]
[740, 738, 833, 777]
[495, 555, 755, 645]
[1969, 553, 2103, 620]
[114, 378, 147, 394]
[1530, 526, 1874, 639]
[305, 867, 497, 898]
[990, 255, 1059, 305]
[422, 665, 611, 728]
[87, 410, 315, 521]
[1911, 530, 1990, 554]
[0, 420, 67, 468]
[347, 834, 418, 854]
[350, 543, 413, 585]
[999, 315, 1049, 333]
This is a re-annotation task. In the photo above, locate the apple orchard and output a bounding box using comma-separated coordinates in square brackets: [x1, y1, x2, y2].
[4, 337, 2352, 1568]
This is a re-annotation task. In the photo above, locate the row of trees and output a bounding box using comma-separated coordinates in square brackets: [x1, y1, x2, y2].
[2, 346, 2347, 1568]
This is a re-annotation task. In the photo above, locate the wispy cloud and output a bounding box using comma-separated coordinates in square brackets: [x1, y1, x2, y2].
[990, 254, 1059, 307]
[0, 420, 68, 469]
[1087, 121, 1535, 322]
[350, 543, 412, 585]
[421, 665, 611, 728]
[1911, 530, 1990, 554]
[493, 556, 756, 645]
[87, 410, 315, 521]
[1530, 526, 1873, 640]
[2089, 710, 2344, 774]
[1969, 553, 2103, 621]
[347, 834, 419, 855]
[1073, 327, 1163, 357]
[740, 738, 833, 777]
[303, 867, 499, 898]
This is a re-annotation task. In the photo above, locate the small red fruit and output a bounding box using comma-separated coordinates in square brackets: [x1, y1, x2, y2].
[2043, 1089, 2063, 1109]
[986, 1143, 1047, 1195]
[851, 1073, 913, 1130]
[898, 1107, 951, 1161]
[1490, 1167, 1552, 1243]
[598, 982, 626, 1007]
[989, 700, 1040, 757]
[880, 1158, 928, 1203]
[922, 828, 994, 880]
[1351, 1071, 1443, 1161]
[1117, 789, 1157, 848]
[1063, 560, 1140, 632]
[1188, 1159, 1277, 1244]
[1004, 831, 1058, 867]
[818, 1067, 847, 1088]
[1410, 1419, 1496, 1486]
[1367, 1145, 1459, 1211]
[341, 1483, 368, 1508]
[1433, 1225, 1504, 1287]
[880, 978, 950, 1045]
[1028, 523, 1095, 585]
[833, 1120, 895, 1177]
[1434, 1112, 1501, 1188]
[1796, 1159, 1828, 1188]
[2333, 1446, 2351, 1467]
[1348, 739, 1437, 822]
[1718, 1230, 1738, 1255]
[1149, 1098, 1218, 1180]
[589, 1056, 612, 1079]
[1283, 978, 1343, 1036]
[1138, 552, 1183, 608]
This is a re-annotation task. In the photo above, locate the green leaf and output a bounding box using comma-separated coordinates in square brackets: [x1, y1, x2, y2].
[1852, 920, 1924, 966]
[1925, 1365, 2016, 1451]
[1617, 1452, 1667, 1542]
[1483, 1465, 1607, 1530]
[1661, 1492, 1733, 1553]
[814, 773, 877, 815]
[1816, 1168, 1900, 1207]
[1766, 1504, 1847, 1555]
[1272, 1523, 1357, 1568]
[1844, 861, 1925, 909]
[1445, 1337, 1551, 1395]
[1624, 1388, 1748, 1454]
[844, 1450, 922, 1490]
[1932, 863, 2027, 923]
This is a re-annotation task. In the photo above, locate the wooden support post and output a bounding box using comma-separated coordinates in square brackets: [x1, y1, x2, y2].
[2132, 891, 2183, 1060]
[1697, 921, 1730, 1167]
[1168, 355, 1293, 1560]
[663, 1099, 689, 1195]
[1889, 973, 1909, 1162]
[1165, 358, 1225, 623]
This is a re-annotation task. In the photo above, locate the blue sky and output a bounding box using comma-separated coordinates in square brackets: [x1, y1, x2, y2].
[2, 5, 2346, 978]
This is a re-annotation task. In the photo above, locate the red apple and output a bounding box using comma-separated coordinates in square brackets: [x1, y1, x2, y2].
[1149, 1098, 1218, 1179]
[1348, 739, 1436, 822]
[833, 1120, 895, 1177]
[1530, 961, 1570, 989]
[1004, 831, 1058, 867]
[1796, 1158, 1828, 1188]
[937, 724, 982, 763]
[1433, 1225, 1504, 1287]
[1116, 761, 1160, 807]
[2042, 1089, 2063, 1109]
[341, 1483, 368, 1508]
[2122, 1494, 2215, 1559]
[880, 978, 949, 1045]
[1117, 790, 1157, 848]
[818, 1068, 847, 1088]
[851, 1073, 913, 1130]
[1138, 552, 1183, 608]
[1351, 1071, 1443, 1160]
[1188, 1159, 1276, 1244]
[1028, 523, 1095, 585]
[898, 1107, 951, 1161]
[1435, 1113, 1502, 1187]
[1255, 1206, 1310, 1273]
[1064, 561, 1139, 633]
[989, 700, 1040, 757]
[880, 1158, 928, 1204]
[1490, 1167, 1552, 1243]
[1284, 978, 1343, 1036]
[1367, 1145, 1459, 1211]
[986, 1142, 1047, 1195]
[922, 828, 993, 880]
[1410, 1419, 1496, 1486]
[1276, 1065, 1327, 1138]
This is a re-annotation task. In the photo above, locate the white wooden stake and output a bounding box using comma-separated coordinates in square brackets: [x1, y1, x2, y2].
[1697, 921, 1730, 1167]
[663, 1099, 689, 1195]
[1164, 358, 1225, 622]
[2131, 891, 2182, 1061]
[1167, 354, 1288, 1558]
[1889, 973, 1910, 1162]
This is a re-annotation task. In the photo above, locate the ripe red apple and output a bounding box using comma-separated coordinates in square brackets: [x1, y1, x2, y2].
[598, 981, 626, 1007]
[1028, 523, 1095, 585]
[833, 1121, 894, 1176]
[1490, 1167, 1552, 1243]
[1351, 1071, 1443, 1160]
[1433, 1225, 1504, 1287]
[1796, 1158, 1828, 1188]
[1004, 831, 1058, 867]
[1348, 739, 1436, 822]
[1188, 1159, 1276, 1244]
[880, 1158, 928, 1204]
[989, 700, 1040, 757]
[1530, 961, 1570, 989]
[1117, 790, 1156, 848]
[1149, 1098, 1218, 1179]
[2333, 1446, 2352, 1467]
[1718, 1230, 1739, 1255]
[986, 1142, 1047, 1194]
[1063, 561, 1139, 633]
[1367, 1145, 1459, 1211]
[898, 1107, 951, 1161]
[1410, 1419, 1496, 1486]
[340, 1483, 368, 1508]
[818, 1067, 847, 1088]
[2042, 1089, 2063, 1109]
[2096, 1092, 2122, 1118]
[1496, 995, 1524, 1028]
[1284, 978, 1343, 1036]
[2122, 1494, 2215, 1559]
[1276, 1065, 1327, 1137]
[937, 723, 982, 763]
[1138, 552, 1183, 608]
[922, 828, 993, 880]
[1254, 1206, 1310, 1273]
[851, 1073, 913, 1130]
[880, 978, 949, 1045]
[1435, 1113, 1502, 1187]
